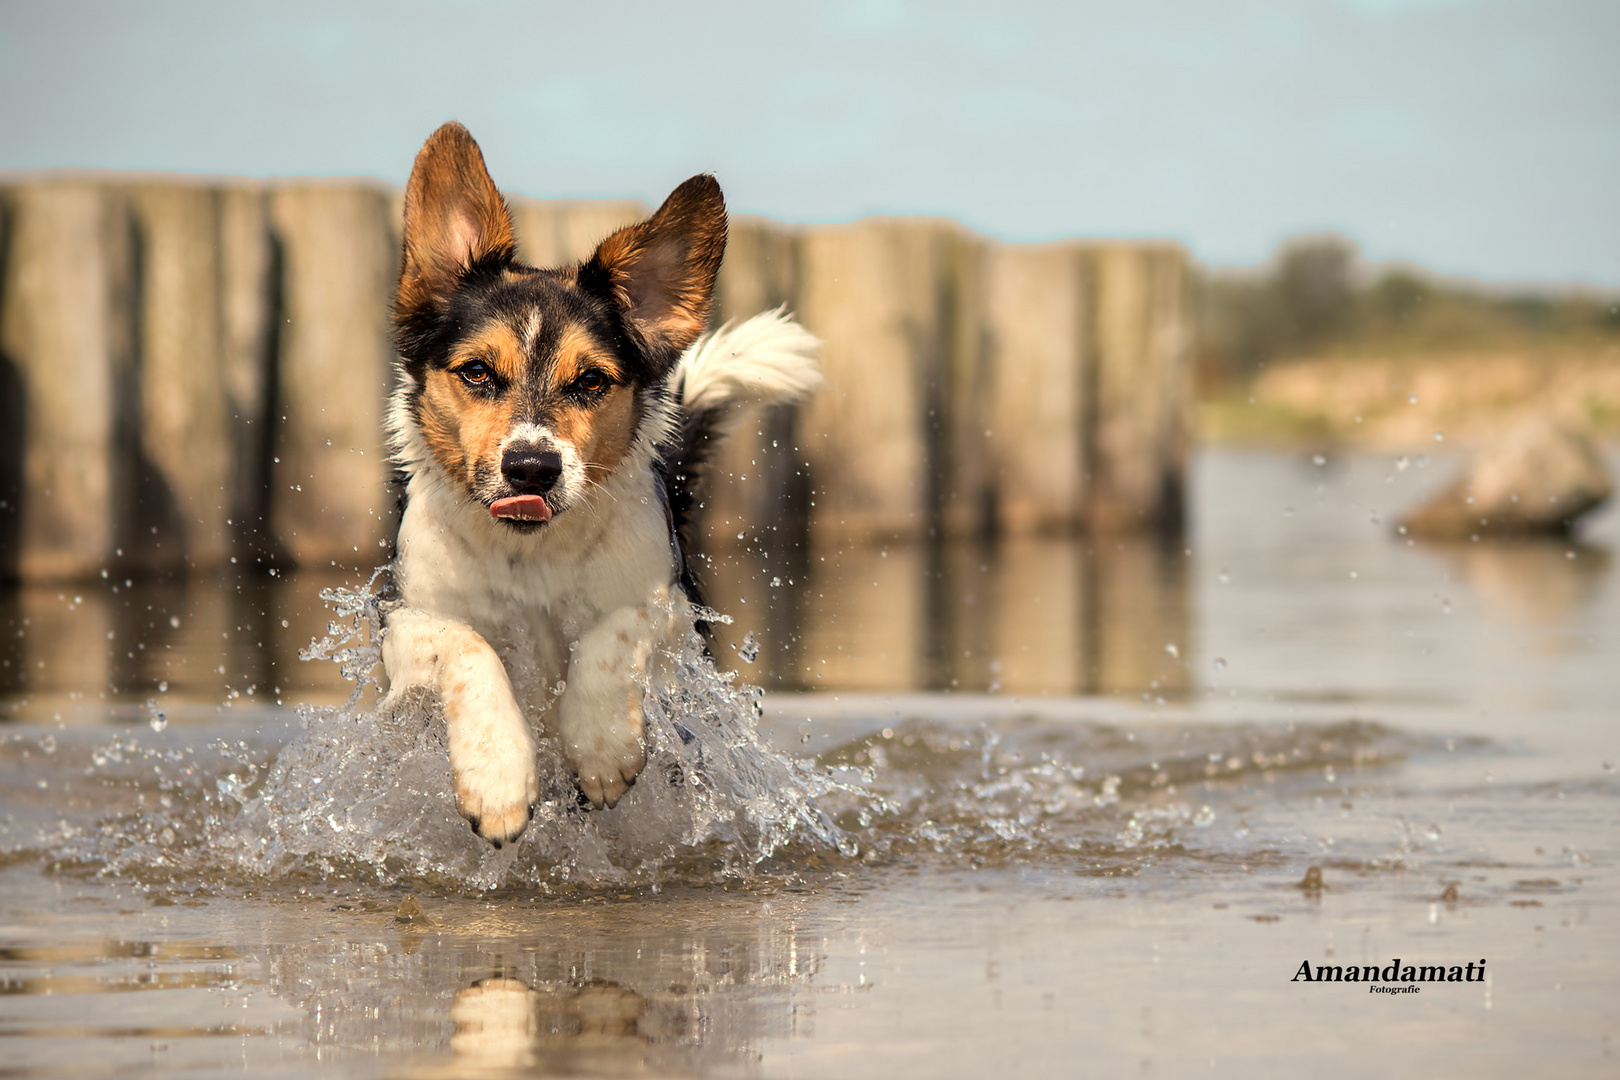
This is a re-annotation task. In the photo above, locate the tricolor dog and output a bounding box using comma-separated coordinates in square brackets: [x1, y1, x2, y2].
[382, 122, 820, 844]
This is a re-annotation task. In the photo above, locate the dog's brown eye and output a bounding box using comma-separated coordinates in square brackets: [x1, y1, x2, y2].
[574, 370, 611, 395]
[458, 361, 492, 387]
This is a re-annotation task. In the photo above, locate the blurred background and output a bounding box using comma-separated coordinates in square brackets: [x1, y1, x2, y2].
[0, 0, 1616, 715]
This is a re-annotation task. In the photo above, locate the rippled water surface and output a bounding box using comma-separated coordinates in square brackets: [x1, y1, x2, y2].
[1, 447, 1617, 1076]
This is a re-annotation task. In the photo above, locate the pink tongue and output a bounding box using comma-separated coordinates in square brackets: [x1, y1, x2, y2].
[490, 495, 552, 522]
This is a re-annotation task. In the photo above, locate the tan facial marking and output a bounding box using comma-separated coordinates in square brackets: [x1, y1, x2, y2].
[418, 322, 527, 486]
[552, 385, 637, 484]
[546, 326, 637, 484]
[415, 316, 641, 499]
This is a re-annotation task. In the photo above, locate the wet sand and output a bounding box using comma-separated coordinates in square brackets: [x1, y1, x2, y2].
[1, 447, 1617, 1076]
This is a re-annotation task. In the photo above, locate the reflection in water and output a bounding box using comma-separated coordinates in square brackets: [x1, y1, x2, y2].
[0, 566, 376, 719]
[703, 534, 1191, 697]
[1429, 539, 1612, 627]
[293, 898, 817, 1078]
[447, 978, 648, 1074]
[0, 537, 1194, 712]
[0, 875, 822, 1078]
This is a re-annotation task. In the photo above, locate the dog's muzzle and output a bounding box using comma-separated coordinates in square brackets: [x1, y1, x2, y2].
[491, 446, 562, 522]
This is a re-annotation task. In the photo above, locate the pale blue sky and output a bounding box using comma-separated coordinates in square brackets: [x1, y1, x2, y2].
[1, 0, 1615, 284]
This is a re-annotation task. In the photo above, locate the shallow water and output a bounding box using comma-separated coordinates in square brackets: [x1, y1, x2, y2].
[2, 446, 1617, 1076]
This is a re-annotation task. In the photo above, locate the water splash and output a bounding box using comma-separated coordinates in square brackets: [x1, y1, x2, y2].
[219, 585, 857, 890]
[296, 565, 392, 704]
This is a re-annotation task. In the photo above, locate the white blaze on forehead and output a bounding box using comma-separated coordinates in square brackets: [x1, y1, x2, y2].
[520, 308, 542, 354]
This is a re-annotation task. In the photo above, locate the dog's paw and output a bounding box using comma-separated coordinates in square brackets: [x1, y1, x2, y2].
[564, 708, 647, 811]
[443, 679, 540, 844]
[453, 746, 539, 845]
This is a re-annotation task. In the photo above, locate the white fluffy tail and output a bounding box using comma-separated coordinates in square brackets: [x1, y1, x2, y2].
[675, 307, 822, 416]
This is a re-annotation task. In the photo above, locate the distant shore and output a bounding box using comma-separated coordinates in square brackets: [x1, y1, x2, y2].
[1199, 346, 1620, 450]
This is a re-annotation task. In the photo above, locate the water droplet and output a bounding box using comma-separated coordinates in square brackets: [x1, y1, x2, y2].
[738, 632, 761, 664]
[1218, 569, 1231, 584]
[39, 735, 56, 754]
[157, 680, 169, 692]
[169, 615, 181, 629]
[1425, 824, 1442, 841]
[1434, 432, 1444, 442]
[1323, 765, 1336, 783]
[1409, 394, 1418, 404]
[147, 700, 168, 732]
[1164, 642, 1180, 660]
[1213, 657, 1227, 671]
[1312, 454, 1326, 467]
[1193, 806, 1216, 827]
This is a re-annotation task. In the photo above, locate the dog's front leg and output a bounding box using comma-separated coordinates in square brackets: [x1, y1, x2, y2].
[383, 607, 539, 843]
[560, 598, 676, 809]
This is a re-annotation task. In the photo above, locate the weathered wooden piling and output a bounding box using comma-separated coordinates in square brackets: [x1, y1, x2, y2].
[508, 198, 647, 268]
[795, 219, 983, 543]
[0, 175, 1192, 584]
[267, 185, 396, 568]
[982, 243, 1091, 535]
[218, 186, 280, 563]
[0, 183, 134, 582]
[128, 183, 232, 572]
[701, 217, 807, 551]
[1083, 243, 1190, 532]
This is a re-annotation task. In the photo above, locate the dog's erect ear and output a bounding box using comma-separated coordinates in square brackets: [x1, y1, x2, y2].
[396, 122, 515, 321]
[585, 175, 727, 365]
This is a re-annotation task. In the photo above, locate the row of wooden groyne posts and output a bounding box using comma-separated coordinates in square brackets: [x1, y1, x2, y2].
[0, 177, 1189, 584]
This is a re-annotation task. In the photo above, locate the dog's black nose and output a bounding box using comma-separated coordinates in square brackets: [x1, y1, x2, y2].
[501, 448, 563, 493]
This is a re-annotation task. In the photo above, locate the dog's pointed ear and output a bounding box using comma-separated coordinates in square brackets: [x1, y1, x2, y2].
[396, 122, 515, 322]
[585, 175, 727, 364]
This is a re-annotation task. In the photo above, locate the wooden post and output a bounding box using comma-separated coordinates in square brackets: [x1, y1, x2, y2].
[795, 219, 971, 544]
[0, 192, 18, 579]
[935, 232, 992, 541]
[703, 216, 805, 550]
[1083, 243, 1190, 533]
[507, 197, 646, 268]
[268, 185, 395, 569]
[695, 217, 810, 665]
[219, 185, 280, 563]
[127, 183, 232, 573]
[982, 243, 1090, 535]
[0, 183, 135, 582]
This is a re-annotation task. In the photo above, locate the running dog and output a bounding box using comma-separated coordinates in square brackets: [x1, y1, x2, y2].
[382, 122, 820, 844]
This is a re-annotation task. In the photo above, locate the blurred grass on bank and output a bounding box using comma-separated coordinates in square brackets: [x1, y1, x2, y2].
[1194, 236, 1620, 450]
